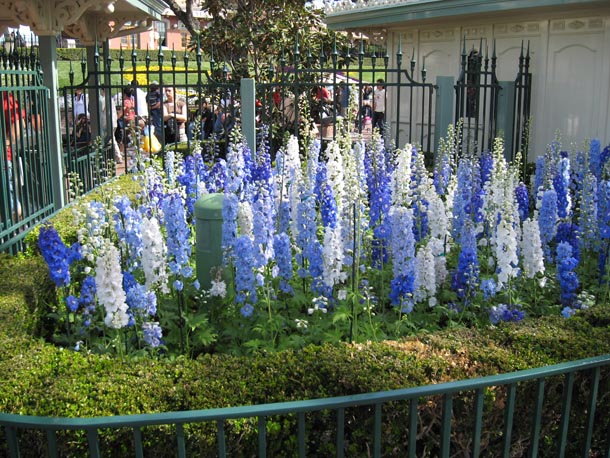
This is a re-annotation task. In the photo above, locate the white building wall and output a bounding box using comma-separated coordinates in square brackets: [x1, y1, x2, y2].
[384, 15, 610, 160]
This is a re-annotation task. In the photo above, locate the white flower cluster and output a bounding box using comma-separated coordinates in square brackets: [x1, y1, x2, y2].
[141, 216, 169, 294]
[521, 218, 545, 279]
[391, 143, 414, 207]
[95, 241, 129, 329]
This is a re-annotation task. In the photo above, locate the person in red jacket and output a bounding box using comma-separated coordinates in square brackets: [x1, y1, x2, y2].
[3, 92, 24, 220]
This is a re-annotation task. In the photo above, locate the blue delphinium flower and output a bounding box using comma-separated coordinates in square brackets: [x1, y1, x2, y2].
[240, 303, 254, 318]
[177, 154, 199, 218]
[79, 275, 97, 327]
[142, 322, 163, 348]
[534, 156, 546, 196]
[538, 189, 558, 262]
[207, 159, 227, 193]
[589, 138, 601, 180]
[479, 150, 494, 185]
[123, 272, 158, 327]
[315, 162, 338, 229]
[38, 225, 80, 288]
[114, 196, 143, 271]
[274, 232, 293, 294]
[251, 180, 275, 268]
[452, 158, 474, 241]
[601, 144, 610, 172]
[295, 190, 318, 278]
[234, 235, 257, 305]
[515, 182, 529, 222]
[221, 193, 239, 262]
[599, 180, 610, 240]
[556, 222, 580, 263]
[452, 221, 479, 301]
[556, 241, 579, 308]
[433, 151, 452, 196]
[489, 303, 525, 324]
[65, 295, 79, 312]
[389, 207, 416, 313]
[553, 157, 571, 219]
[480, 278, 497, 301]
[579, 173, 598, 251]
[161, 192, 192, 277]
[365, 141, 392, 266]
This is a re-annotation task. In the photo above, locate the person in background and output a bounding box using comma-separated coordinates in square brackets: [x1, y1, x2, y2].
[200, 100, 214, 140]
[163, 87, 188, 143]
[2, 92, 24, 220]
[130, 80, 149, 120]
[372, 78, 386, 134]
[146, 82, 162, 138]
[72, 87, 87, 120]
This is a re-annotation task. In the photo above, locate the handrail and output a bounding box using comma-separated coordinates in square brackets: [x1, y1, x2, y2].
[2, 354, 610, 457]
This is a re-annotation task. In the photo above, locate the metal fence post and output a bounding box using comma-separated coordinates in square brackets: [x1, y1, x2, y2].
[497, 80, 516, 161]
[38, 35, 65, 210]
[434, 76, 454, 156]
[241, 78, 256, 156]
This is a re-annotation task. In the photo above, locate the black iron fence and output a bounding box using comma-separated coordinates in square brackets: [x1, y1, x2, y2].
[1, 36, 531, 253]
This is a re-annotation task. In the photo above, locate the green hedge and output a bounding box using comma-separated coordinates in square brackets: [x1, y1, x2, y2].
[3, 188, 610, 456]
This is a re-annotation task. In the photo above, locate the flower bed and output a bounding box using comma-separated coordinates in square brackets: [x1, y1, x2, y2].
[36, 126, 610, 357]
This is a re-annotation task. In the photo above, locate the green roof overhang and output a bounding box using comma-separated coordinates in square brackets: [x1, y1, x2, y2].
[324, 0, 610, 30]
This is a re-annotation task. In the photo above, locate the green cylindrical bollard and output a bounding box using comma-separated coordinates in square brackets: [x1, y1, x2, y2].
[194, 193, 225, 290]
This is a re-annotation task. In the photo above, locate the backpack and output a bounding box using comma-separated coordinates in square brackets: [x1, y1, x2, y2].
[164, 117, 177, 143]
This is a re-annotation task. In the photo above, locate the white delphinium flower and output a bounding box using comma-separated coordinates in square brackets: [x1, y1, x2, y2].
[326, 141, 345, 210]
[275, 135, 304, 241]
[428, 237, 449, 287]
[95, 241, 129, 329]
[76, 201, 110, 262]
[521, 217, 545, 279]
[209, 279, 227, 298]
[322, 223, 347, 288]
[413, 242, 436, 305]
[141, 215, 169, 294]
[426, 190, 450, 241]
[295, 319, 309, 329]
[391, 143, 414, 207]
[237, 200, 254, 238]
[494, 214, 519, 290]
[308, 296, 329, 314]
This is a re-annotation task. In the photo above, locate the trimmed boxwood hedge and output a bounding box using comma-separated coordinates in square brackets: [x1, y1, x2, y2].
[2, 181, 610, 456]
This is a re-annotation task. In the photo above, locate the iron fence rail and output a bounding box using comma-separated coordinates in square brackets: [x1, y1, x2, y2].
[2, 354, 609, 457]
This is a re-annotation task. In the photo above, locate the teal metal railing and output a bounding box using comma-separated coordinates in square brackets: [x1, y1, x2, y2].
[2, 354, 609, 457]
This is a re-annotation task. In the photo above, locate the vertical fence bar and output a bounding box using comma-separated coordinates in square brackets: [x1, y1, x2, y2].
[336, 407, 345, 458]
[86, 429, 100, 458]
[133, 427, 144, 458]
[472, 388, 485, 458]
[217, 420, 226, 457]
[557, 372, 575, 458]
[502, 383, 516, 458]
[529, 378, 545, 458]
[5, 425, 19, 458]
[258, 416, 267, 458]
[374, 403, 382, 458]
[176, 423, 186, 458]
[298, 412, 306, 458]
[46, 430, 58, 457]
[408, 398, 418, 458]
[440, 393, 453, 458]
[582, 367, 600, 458]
